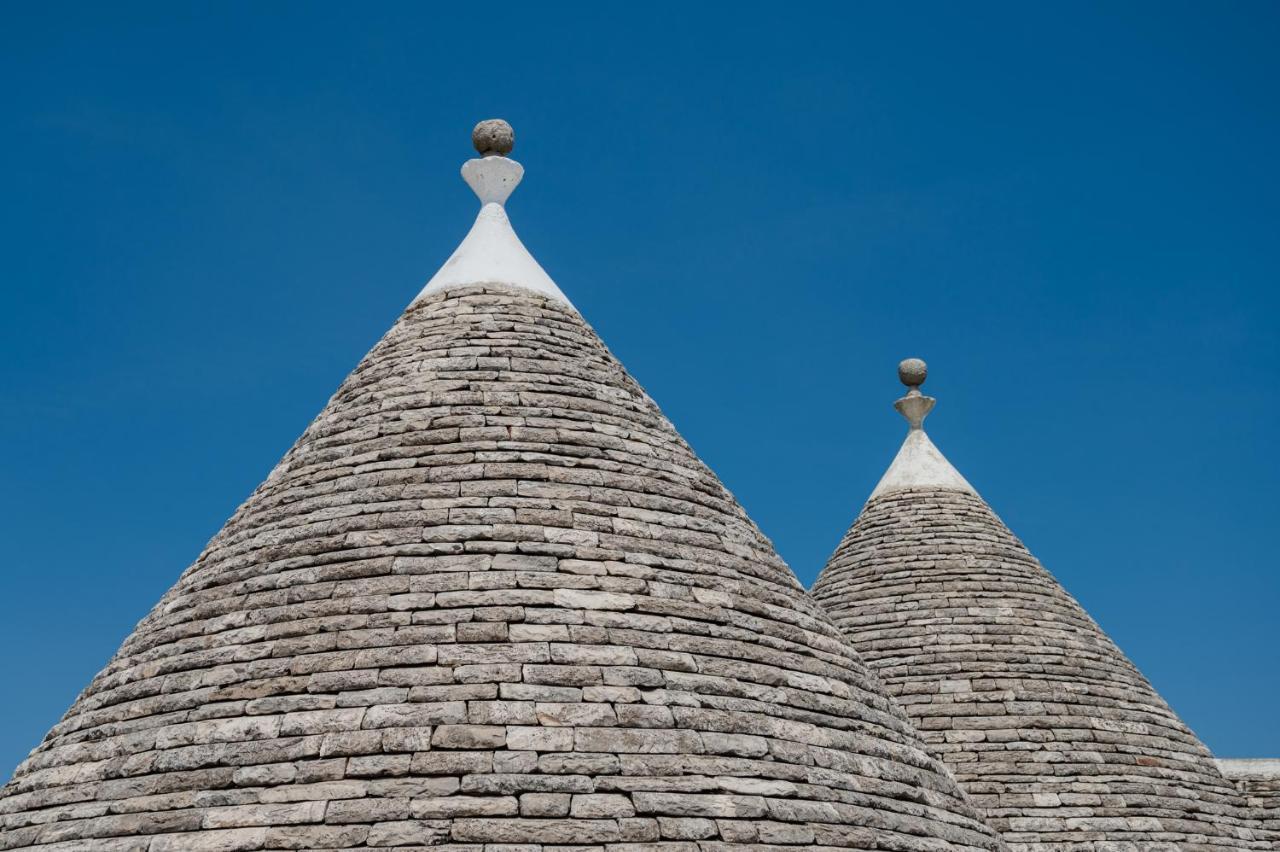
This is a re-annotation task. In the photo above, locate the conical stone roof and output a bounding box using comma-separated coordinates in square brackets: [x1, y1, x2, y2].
[0, 127, 1005, 852]
[811, 360, 1260, 851]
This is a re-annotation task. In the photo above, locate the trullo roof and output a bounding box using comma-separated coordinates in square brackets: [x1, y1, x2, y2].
[811, 359, 1261, 851]
[0, 125, 1005, 852]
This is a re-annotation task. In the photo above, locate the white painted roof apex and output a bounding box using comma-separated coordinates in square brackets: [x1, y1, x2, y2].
[416, 119, 573, 308]
[870, 358, 976, 499]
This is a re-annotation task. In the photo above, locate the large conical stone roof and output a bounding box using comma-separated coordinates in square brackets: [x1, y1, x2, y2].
[812, 360, 1260, 851]
[0, 128, 1005, 852]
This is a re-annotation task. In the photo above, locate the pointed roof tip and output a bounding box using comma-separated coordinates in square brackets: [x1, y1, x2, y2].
[415, 119, 573, 308]
[870, 357, 976, 499]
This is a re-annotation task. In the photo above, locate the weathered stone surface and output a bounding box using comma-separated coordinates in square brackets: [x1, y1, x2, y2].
[519, 793, 571, 818]
[430, 725, 506, 750]
[569, 793, 635, 818]
[813, 485, 1262, 852]
[0, 287, 1002, 851]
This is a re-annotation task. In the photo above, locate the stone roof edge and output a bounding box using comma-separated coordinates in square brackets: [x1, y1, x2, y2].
[1217, 758, 1280, 780]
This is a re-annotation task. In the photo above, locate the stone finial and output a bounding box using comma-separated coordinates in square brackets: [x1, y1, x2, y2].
[894, 357, 935, 429]
[472, 119, 514, 157]
[460, 120, 523, 207]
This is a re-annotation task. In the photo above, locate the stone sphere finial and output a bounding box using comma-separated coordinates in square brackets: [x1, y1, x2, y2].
[472, 119, 514, 157]
[898, 358, 928, 389]
[894, 358, 934, 428]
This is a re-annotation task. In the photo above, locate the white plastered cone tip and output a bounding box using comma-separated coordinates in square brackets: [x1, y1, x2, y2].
[870, 428, 976, 498]
[416, 129, 573, 308]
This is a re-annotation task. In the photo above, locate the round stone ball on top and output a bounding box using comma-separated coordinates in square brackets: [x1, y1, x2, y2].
[472, 119, 514, 157]
[898, 357, 928, 389]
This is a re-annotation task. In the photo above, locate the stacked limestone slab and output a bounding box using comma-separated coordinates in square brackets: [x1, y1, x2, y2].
[811, 370, 1260, 851]
[1219, 760, 1280, 848]
[0, 131, 1008, 850]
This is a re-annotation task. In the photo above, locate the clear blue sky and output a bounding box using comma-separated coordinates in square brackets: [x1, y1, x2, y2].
[2, 2, 1276, 776]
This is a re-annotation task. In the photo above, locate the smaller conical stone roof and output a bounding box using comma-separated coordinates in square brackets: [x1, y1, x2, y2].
[812, 359, 1261, 851]
[0, 127, 1006, 852]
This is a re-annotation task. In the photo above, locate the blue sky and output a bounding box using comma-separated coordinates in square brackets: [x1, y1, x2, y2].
[1, 2, 1277, 775]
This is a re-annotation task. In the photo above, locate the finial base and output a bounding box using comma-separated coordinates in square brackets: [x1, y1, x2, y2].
[462, 157, 523, 206]
[894, 394, 935, 430]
